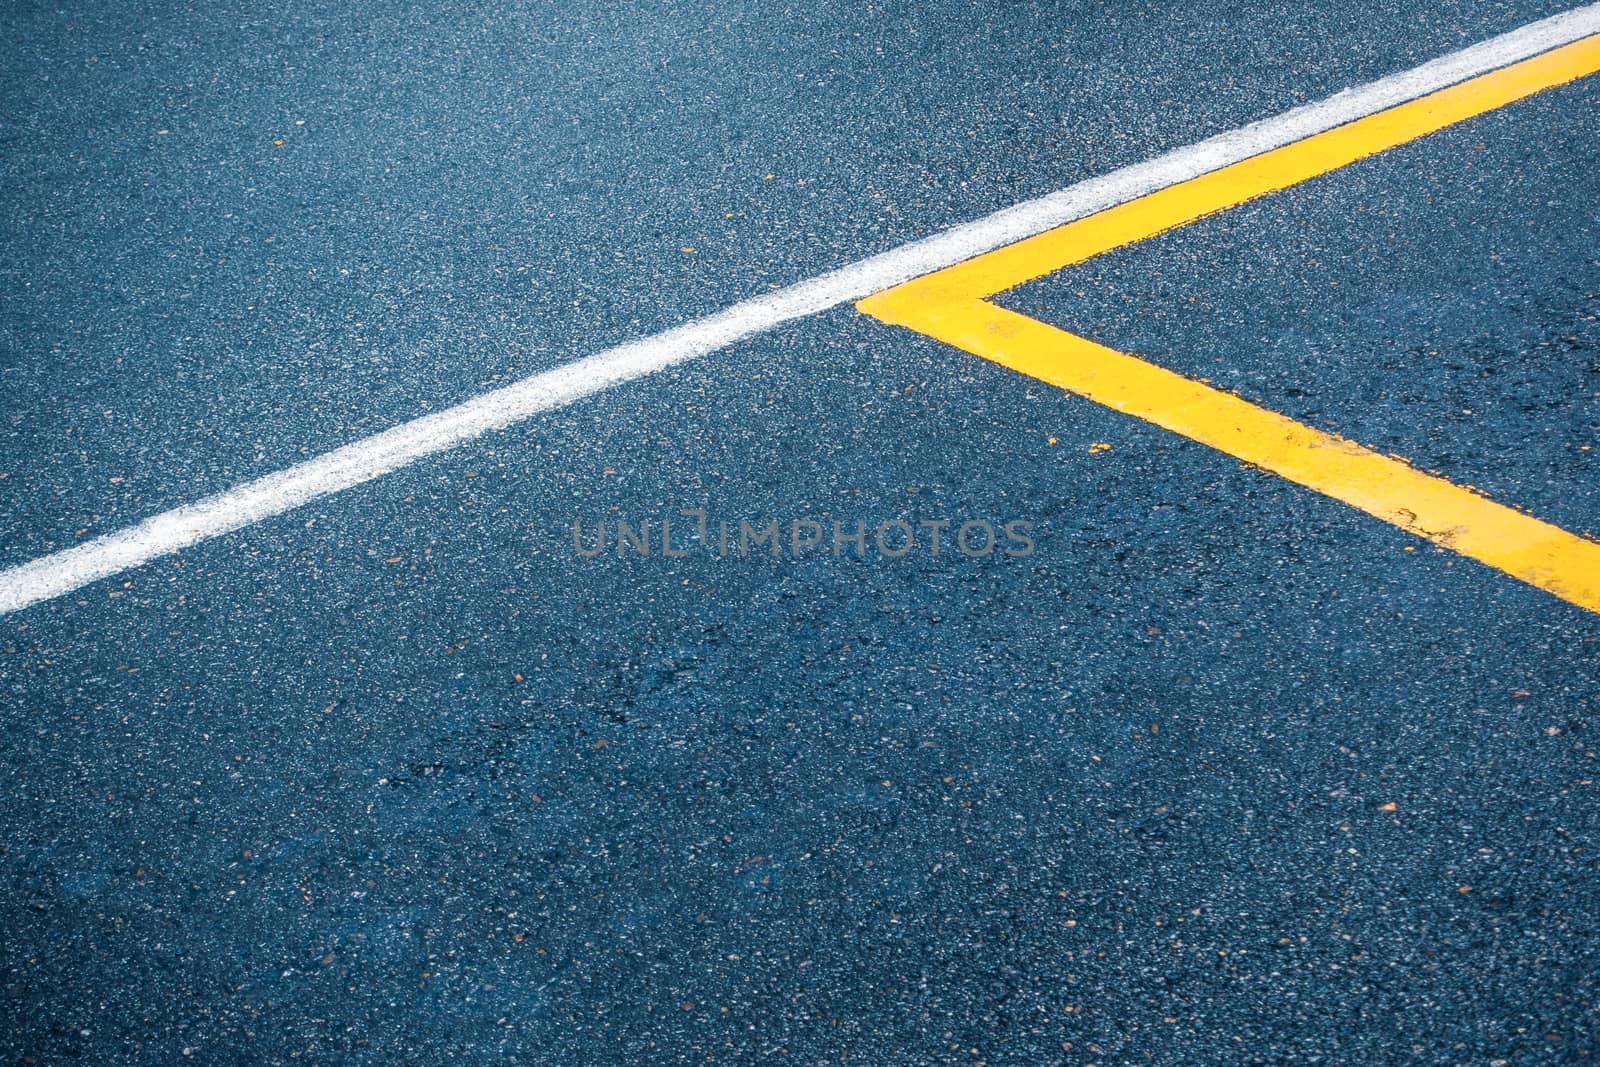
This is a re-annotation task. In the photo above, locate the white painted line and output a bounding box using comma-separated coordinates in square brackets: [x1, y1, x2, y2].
[3, 3, 1599, 616]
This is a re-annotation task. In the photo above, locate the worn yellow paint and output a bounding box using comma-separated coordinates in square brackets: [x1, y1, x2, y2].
[858, 35, 1600, 614]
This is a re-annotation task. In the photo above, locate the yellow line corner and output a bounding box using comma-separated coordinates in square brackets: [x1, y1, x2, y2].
[858, 34, 1600, 615]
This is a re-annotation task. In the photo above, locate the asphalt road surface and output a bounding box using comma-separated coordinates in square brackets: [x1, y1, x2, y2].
[2, 1, 1597, 1063]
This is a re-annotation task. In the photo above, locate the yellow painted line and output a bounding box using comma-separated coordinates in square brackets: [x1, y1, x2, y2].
[858, 35, 1600, 615]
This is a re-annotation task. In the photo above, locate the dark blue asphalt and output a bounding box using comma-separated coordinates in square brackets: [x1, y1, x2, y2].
[3, 2, 1599, 1064]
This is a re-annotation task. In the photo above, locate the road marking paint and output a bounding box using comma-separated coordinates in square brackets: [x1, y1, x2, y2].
[2, 4, 1599, 615]
[858, 35, 1600, 614]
